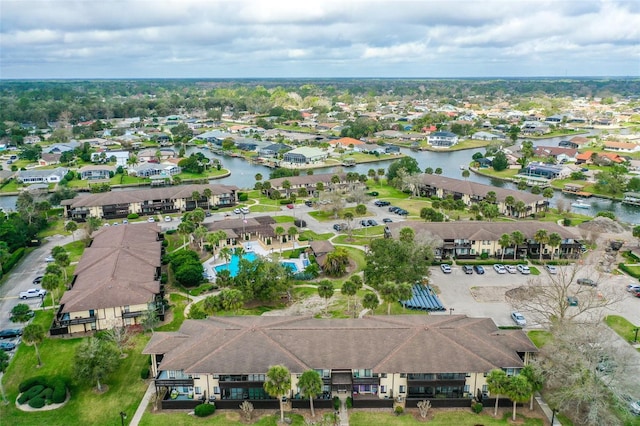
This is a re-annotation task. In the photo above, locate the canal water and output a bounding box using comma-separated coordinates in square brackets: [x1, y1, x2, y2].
[2, 130, 638, 224]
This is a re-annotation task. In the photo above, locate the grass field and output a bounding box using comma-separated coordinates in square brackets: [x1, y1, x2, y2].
[605, 315, 640, 344]
[349, 410, 544, 426]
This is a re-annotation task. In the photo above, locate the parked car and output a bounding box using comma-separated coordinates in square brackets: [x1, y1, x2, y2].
[19, 288, 47, 299]
[233, 208, 241, 214]
[382, 218, 393, 223]
[493, 264, 507, 274]
[630, 399, 640, 415]
[367, 219, 378, 226]
[164, 216, 172, 222]
[304, 200, 313, 207]
[462, 265, 474, 275]
[147, 217, 155, 223]
[577, 278, 597, 287]
[473, 265, 485, 274]
[44, 255, 55, 263]
[516, 264, 531, 275]
[374, 200, 390, 207]
[440, 264, 452, 274]
[545, 265, 558, 274]
[122, 219, 128, 224]
[32, 276, 43, 285]
[626, 284, 640, 293]
[333, 223, 347, 232]
[0, 342, 17, 351]
[511, 311, 526, 326]
[0, 328, 22, 339]
[389, 206, 399, 213]
[504, 265, 517, 274]
[396, 209, 408, 216]
[286, 204, 294, 209]
[241, 207, 250, 214]
[567, 296, 579, 306]
[360, 220, 369, 227]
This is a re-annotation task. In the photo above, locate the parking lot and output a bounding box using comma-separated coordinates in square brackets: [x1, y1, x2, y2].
[430, 263, 640, 328]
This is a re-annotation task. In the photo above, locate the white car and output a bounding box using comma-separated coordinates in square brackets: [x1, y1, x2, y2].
[626, 284, 640, 293]
[440, 264, 452, 274]
[516, 264, 530, 275]
[511, 311, 526, 327]
[504, 265, 517, 274]
[630, 399, 640, 415]
[240, 207, 250, 214]
[147, 217, 155, 223]
[164, 216, 172, 222]
[45, 255, 55, 263]
[493, 264, 507, 274]
[545, 265, 558, 274]
[19, 288, 47, 299]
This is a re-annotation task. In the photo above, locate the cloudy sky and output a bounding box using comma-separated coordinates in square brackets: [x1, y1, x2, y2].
[1, 0, 639, 79]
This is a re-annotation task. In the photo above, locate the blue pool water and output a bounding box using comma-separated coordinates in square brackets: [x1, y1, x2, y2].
[280, 261, 299, 273]
[214, 252, 258, 277]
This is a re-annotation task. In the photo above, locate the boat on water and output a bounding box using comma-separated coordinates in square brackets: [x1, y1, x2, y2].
[571, 199, 591, 209]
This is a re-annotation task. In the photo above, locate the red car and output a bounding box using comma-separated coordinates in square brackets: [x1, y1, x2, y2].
[286, 204, 294, 209]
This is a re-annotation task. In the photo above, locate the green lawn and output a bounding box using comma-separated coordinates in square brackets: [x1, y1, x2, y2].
[273, 215, 295, 223]
[605, 315, 640, 343]
[299, 230, 333, 241]
[156, 293, 189, 332]
[140, 412, 307, 426]
[0, 325, 150, 426]
[527, 330, 552, 348]
[62, 239, 88, 261]
[350, 410, 543, 426]
[38, 218, 67, 238]
[0, 178, 21, 193]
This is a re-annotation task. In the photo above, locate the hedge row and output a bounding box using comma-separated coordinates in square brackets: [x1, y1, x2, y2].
[194, 403, 216, 417]
[619, 263, 640, 279]
[2, 247, 25, 273]
[18, 375, 67, 405]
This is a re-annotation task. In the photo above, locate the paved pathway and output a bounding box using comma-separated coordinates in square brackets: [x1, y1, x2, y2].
[129, 381, 155, 426]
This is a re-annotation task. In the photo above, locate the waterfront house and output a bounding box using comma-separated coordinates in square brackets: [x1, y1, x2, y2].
[282, 147, 327, 165]
[427, 131, 459, 147]
[16, 167, 68, 184]
[79, 165, 115, 180]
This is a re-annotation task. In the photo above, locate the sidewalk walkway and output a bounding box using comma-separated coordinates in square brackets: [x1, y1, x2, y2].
[535, 394, 561, 426]
[130, 381, 155, 426]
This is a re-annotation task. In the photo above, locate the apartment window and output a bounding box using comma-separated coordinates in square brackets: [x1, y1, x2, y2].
[399, 386, 406, 394]
[399, 373, 406, 378]
[379, 373, 387, 378]
[380, 386, 387, 393]
[213, 386, 220, 394]
[195, 387, 201, 395]
[123, 305, 130, 313]
[465, 373, 471, 378]
[464, 385, 470, 393]
[482, 384, 488, 393]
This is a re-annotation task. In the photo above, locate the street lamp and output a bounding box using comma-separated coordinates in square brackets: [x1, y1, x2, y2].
[449, 308, 455, 316]
[550, 408, 557, 425]
[120, 411, 127, 426]
[633, 327, 639, 344]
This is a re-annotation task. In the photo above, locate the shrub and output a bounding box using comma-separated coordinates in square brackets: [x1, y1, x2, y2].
[39, 388, 53, 400]
[194, 403, 216, 417]
[333, 396, 340, 410]
[29, 397, 46, 409]
[19, 376, 47, 392]
[563, 217, 571, 226]
[238, 193, 249, 201]
[596, 211, 616, 220]
[140, 366, 150, 379]
[472, 402, 483, 414]
[127, 213, 139, 219]
[346, 396, 353, 408]
[51, 380, 67, 404]
[2, 247, 25, 273]
[394, 406, 404, 415]
[165, 229, 176, 235]
[17, 392, 30, 405]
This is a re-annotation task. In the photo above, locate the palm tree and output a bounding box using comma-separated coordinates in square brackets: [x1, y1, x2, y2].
[40, 273, 61, 308]
[65, 221, 78, 240]
[499, 233, 511, 261]
[298, 370, 323, 417]
[341, 280, 357, 314]
[505, 374, 533, 421]
[202, 188, 212, 211]
[486, 369, 508, 416]
[22, 324, 45, 367]
[461, 169, 470, 180]
[219, 247, 233, 266]
[520, 365, 544, 411]
[177, 221, 195, 246]
[534, 229, 549, 262]
[504, 196, 516, 216]
[263, 365, 291, 423]
[53, 251, 70, 283]
[548, 232, 562, 260]
[274, 226, 285, 254]
[485, 191, 497, 204]
[362, 292, 379, 315]
[287, 226, 298, 244]
[193, 225, 208, 252]
[220, 288, 244, 314]
[510, 231, 525, 260]
[126, 154, 138, 168]
[396, 282, 413, 311]
[514, 200, 527, 218]
[317, 280, 334, 315]
[282, 180, 291, 198]
[379, 282, 398, 315]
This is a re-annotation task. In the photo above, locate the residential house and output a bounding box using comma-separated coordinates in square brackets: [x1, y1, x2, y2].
[519, 162, 571, 180]
[282, 147, 327, 165]
[329, 137, 365, 150]
[128, 163, 181, 178]
[414, 174, 547, 218]
[427, 131, 459, 147]
[62, 184, 238, 220]
[521, 122, 550, 135]
[471, 132, 504, 141]
[267, 173, 359, 198]
[384, 221, 582, 260]
[603, 141, 640, 153]
[51, 223, 164, 335]
[533, 147, 578, 163]
[79, 165, 115, 180]
[138, 148, 161, 163]
[196, 130, 234, 145]
[205, 216, 280, 249]
[308, 240, 335, 269]
[44, 142, 80, 154]
[16, 167, 68, 184]
[575, 151, 625, 165]
[258, 143, 292, 158]
[107, 150, 130, 167]
[143, 315, 537, 410]
[38, 153, 62, 166]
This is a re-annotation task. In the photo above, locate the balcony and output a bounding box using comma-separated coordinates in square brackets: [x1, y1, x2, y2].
[155, 370, 194, 387]
[122, 310, 143, 319]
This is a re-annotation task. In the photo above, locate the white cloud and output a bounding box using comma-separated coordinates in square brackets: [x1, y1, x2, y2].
[1, 0, 638, 78]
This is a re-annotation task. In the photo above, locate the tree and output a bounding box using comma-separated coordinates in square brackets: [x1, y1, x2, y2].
[399, 227, 415, 243]
[175, 262, 204, 287]
[298, 370, 323, 417]
[396, 282, 413, 311]
[492, 151, 508, 171]
[434, 167, 443, 175]
[520, 364, 544, 411]
[534, 229, 548, 262]
[506, 263, 624, 326]
[177, 220, 196, 246]
[461, 169, 470, 180]
[424, 167, 433, 174]
[510, 231, 525, 260]
[547, 232, 562, 260]
[486, 369, 508, 416]
[287, 226, 297, 243]
[22, 324, 45, 367]
[379, 282, 399, 315]
[10, 303, 33, 323]
[387, 157, 420, 182]
[140, 309, 160, 333]
[220, 288, 244, 313]
[41, 273, 61, 308]
[355, 204, 367, 216]
[520, 141, 534, 167]
[505, 374, 532, 421]
[362, 292, 379, 315]
[193, 225, 208, 252]
[202, 188, 213, 211]
[263, 365, 291, 423]
[499, 233, 511, 261]
[0, 350, 8, 404]
[65, 221, 78, 240]
[317, 280, 334, 315]
[542, 187, 555, 200]
[341, 280, 357, 315]
[219, 246, 233, 265]
[323, 247, 350, 277]
[364, 238, 433, 287]
[102, 324, 130, 357]
[74, 338, 120, 392]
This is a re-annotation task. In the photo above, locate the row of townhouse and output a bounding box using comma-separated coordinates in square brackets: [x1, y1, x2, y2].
[414, 174, 548, 218]
[384, 221, 582, 260]
[61, 184, 239, 221]
[266, 173, 365, 198]
[51, 223, 164, 335]
[143, 315, 537, 410]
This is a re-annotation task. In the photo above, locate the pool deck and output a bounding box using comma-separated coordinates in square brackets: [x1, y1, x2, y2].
[202, 241, 308, 277]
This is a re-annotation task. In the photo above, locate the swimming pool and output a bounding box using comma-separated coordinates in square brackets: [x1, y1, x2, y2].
[280, 261, 299, 273]
[214, 252, 258, 277]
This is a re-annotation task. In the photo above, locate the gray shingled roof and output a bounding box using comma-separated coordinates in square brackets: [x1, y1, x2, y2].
[144, 315, 536, 375]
